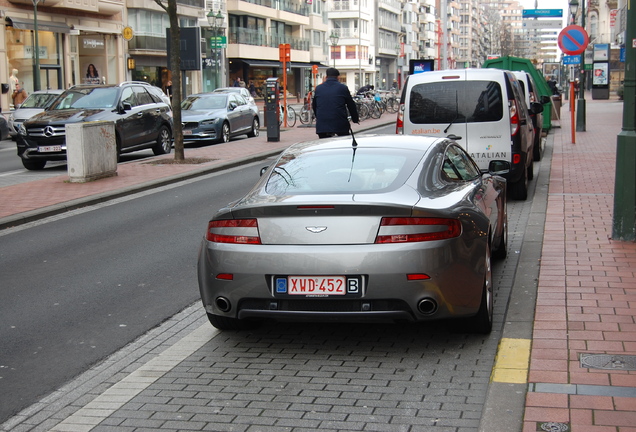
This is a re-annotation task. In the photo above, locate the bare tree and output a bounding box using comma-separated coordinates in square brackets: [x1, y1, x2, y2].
[154, 0, 185, 161]
[482, 6, 503, 58]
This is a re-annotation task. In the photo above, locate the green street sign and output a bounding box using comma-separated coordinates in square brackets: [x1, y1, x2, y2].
[210, 36, 227, 48]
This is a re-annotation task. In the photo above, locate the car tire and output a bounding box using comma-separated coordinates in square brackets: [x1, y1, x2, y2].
[152, 126, 172, 155]
[509, 165, 528, 201]
[219, 122, 230, 143]
[527, 160, 534, 181]
[533, 130, 543, 161]
[468, 244, 493, 334]
[206, 313, 260, 331]
[247, 117, 259, 138]
[21, 159, 46, 170]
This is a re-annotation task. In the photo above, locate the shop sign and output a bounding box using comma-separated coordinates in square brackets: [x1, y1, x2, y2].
[83, 39, 105, 49]
[24, 45, 48, 59]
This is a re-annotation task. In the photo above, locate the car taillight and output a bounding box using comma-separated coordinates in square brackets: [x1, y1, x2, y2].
[509, 100, 520, 136]
[206, 219, 261, 244]
[375, 217, 461, 243]
[396, 103, 404, 134]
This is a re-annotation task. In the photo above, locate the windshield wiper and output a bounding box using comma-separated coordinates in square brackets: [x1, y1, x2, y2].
[444, 91, 459, 134]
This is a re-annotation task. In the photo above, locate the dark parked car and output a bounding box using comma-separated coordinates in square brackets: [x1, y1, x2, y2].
[198, 135, 509, 334]
[16, 82, 173, 170]
[181, 92, 259, 144]
[0, 115, 9, 141]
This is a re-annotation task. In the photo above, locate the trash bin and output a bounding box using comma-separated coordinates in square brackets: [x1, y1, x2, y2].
[550, 95, 562, 121]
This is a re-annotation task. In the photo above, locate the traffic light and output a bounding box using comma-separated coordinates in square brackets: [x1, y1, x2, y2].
[279, 44, 291, 63]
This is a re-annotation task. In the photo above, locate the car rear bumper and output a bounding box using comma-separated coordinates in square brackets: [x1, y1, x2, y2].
[197, 236, 487, 323]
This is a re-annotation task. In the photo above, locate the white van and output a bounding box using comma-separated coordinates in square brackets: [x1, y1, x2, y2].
[397, 68, 536, 200]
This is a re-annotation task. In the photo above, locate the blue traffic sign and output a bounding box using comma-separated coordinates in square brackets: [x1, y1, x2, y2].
[563, 55, 581, 65]
[523, 9, 563, 18]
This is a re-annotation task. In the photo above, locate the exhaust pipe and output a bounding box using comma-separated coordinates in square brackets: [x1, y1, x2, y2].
[417, 298, 438, 315]
[215, 297, 231, 312]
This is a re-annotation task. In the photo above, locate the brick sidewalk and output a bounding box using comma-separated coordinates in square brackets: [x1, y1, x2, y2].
[522, 98, 636, 432]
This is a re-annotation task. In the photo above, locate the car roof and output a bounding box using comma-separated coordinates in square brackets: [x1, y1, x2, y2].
[188, 92, 227, 98]
[29, 89, 65, 94]
[213, 88, 247, 93]
[284, 134, 442, 153]
[406, 68, 512, 85]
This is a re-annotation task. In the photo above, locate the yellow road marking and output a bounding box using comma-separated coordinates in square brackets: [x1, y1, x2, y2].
[491, 338, 531, 384]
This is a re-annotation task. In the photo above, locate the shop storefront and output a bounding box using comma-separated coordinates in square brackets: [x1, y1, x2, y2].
[72, 31, 120, 86]
[4, 16, 69, 99]
[230, 59, 316, 100]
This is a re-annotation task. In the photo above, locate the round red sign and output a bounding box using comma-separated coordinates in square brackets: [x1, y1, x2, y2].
[558, 25, 589, 56]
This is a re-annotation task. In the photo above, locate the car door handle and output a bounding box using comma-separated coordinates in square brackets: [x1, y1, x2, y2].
[137, 112, 144, 117]
[155, 109, 161, 113]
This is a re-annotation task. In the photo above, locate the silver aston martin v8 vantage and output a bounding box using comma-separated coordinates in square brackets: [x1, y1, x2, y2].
[197, 134, 509, 333]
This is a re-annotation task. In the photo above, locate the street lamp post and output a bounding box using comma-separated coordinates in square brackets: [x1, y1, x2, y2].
[32, 0, 44, 91]
[568, 0, 578, 24]
[569, 0, 586, 131]
[207, 10, 224, 90]
[329, 32, 339, 68]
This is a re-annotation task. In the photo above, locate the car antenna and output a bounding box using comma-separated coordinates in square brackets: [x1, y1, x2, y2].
[348, 117, 358, 148]
[347, 118, 358, 182]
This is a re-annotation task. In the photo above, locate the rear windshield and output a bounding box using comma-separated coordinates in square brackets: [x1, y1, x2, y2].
[265, 148, 421, 195]
[408, 81, 503, 124]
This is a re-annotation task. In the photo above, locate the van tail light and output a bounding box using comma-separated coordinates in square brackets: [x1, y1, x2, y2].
[512, 153, 522, 165]
[375, 217, 461, 243]
[206, 219, 261, 244]
[396, 104, 404, 134]
[509, 100, 520, 136]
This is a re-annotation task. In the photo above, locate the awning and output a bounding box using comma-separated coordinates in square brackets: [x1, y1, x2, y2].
[6, 17, 71, 34]
[240, 59, 316, 69]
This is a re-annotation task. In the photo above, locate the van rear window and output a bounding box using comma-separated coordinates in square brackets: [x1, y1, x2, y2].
[408, 81, 504, 124]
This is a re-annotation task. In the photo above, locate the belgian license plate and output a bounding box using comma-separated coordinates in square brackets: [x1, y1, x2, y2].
[183, 130, 192, 135]
[274, 276, 362, 297]
[38, 145, 62, 152]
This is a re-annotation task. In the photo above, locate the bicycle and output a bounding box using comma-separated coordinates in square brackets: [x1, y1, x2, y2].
[279, 104, 297, 127]
[298, 92, 315, 125]
[353, 95, 370, 121]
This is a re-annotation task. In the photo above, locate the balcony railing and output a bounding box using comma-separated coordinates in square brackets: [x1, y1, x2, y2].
[332, 0, 358, 11]
[240, 0, 309, 17]
[331, 28, 358, 39]
[229, 27, 309, 50]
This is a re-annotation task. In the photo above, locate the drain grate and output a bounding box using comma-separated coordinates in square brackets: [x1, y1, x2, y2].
[537, 422, 570, 432]
[580, 353, 636, 371]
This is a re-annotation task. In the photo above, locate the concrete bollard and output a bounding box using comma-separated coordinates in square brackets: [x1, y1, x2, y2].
[66, 121, 118, 183]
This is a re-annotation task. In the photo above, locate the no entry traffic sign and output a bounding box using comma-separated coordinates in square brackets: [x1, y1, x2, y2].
[558, 25, 589, 56]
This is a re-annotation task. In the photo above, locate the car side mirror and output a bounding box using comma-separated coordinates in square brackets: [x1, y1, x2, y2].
[488, 160, 510, 176]
[228, 102, 237, 111]
[122, 102, 132, 111]
[530, 102, 544, 114]
[539, 95, 551, 104]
